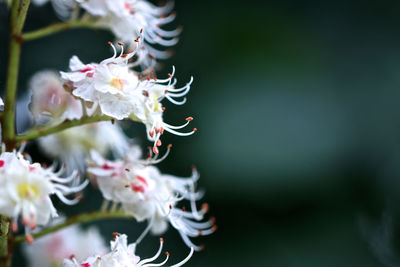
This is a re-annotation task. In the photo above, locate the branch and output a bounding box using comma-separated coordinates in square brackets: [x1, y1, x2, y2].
[15, 115, 113, 142]
[14, 211, 132, 244]
[21, 20, 103, 41]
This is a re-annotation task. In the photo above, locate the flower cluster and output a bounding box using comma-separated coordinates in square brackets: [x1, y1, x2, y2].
[88, 145, 216, 250]
[63, 233, 193, 267]
[0, 146, 87, 241]
[0, 0, 213, 265]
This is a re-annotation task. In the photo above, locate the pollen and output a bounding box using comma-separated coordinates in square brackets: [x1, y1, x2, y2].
[17, 183, 40, 200]
[110, 78, 124, 90]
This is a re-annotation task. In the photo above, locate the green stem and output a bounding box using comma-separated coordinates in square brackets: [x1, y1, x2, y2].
[15, 115, 112, 142]
[14, 211, 132, 244]
[15, 0, 31, 34]
[21, 20, 102, 41]
[3, 0, 30, 151]
[0, 217, 10, 265]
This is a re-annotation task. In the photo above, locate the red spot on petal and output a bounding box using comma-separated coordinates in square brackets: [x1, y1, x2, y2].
[0, 160, 4, 167]
[132, 185, 146, 193]
[136, 175, 148, 186]
[124, 2, 131, 10]
[102, 163, 114, 170]
[79, 67, 94, 73]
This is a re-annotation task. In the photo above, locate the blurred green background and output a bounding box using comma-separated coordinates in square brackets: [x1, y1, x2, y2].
[3, 0, 400, 266]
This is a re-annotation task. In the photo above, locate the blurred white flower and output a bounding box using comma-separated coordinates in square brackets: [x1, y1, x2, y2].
[39, 121, 129, 173]
[62, 233, 194, 267]
[0, 147, 87, 241]
[31, 0, 76, 19]
[29, 70, 81, 124]
[23, 225, 106, 267]
[34, 0, 180, 69]
[87, 146, 216, 250]
[77, 0, 180, 69]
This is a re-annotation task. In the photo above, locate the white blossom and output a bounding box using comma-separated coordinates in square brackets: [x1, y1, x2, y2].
[60, 43, 141, 120]
[62, 233, 194, 267]
[23, 224, 106, 267]
[87, 146, 216, 250]
[0, 147, 87, 240]
[61, 44, 195, 154]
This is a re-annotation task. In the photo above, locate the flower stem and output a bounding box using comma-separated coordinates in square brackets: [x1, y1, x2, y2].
[14, 211, 132, 244]
[15, 115, 112, 142]
[21, 20, 102, 41]
[3, 0, 31, 152]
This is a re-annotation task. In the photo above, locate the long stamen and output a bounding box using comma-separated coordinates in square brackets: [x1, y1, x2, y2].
[139, 237, 164, 265]
[163, 127, 197, 136]
[169, 247, 194, 267]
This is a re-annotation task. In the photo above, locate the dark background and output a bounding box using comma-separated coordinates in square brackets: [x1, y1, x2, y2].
[3, 0, 400, 266]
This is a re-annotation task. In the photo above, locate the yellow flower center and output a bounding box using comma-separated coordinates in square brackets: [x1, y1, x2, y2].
[110, 78, 124, 90]
[17, 183, 40, 200]
[153, 102, 161, 112]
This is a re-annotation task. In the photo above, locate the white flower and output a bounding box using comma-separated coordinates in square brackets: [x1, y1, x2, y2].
[23, 225, 106, 267]
[61, 44, 196, 154]
[87, 146, 216, 250]
[0, 97, 3, 110]
[130, 67, 196, 154]
[60, 43, 141, 120]
[0, 147, 87, 240]
[62, 233, 194, 267]
[28, 70, 82, 124]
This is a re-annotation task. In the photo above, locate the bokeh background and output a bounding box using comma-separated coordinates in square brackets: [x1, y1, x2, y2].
[3, 0, 400, 266]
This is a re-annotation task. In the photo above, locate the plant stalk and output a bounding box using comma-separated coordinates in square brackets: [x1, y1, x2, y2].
[14, 211, 132, 244]
[21, 20, 102, 41]
[15, 115, 112, 142]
